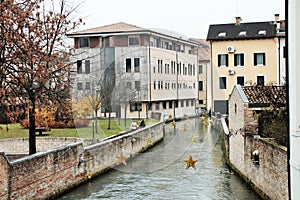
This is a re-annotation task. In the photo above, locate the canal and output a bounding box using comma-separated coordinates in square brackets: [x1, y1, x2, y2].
[59, 118, 262, 200]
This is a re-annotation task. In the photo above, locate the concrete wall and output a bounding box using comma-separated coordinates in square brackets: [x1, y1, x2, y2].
[0, 122, 164, 199]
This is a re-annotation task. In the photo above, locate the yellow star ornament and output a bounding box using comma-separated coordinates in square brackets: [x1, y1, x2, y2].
[117, 152, 127, 166]
[182, 126, 188, 132]
[168, 114, 172, 119]
[171, 120, 177, 127]
[184, 155, 198, 170]
[200, 116, 206, 121]
[191, 134, 198, 143]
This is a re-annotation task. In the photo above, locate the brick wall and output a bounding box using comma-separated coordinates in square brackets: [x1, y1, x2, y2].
[0, 122, 164, 199]
[227, 86, 288, 199]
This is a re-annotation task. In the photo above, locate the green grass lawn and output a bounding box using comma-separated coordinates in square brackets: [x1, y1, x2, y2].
[0, 118, 158, 140]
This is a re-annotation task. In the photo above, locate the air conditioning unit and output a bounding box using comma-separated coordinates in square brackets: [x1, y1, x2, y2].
[227, 46, 235, 53]
[228, 69, 235, 75]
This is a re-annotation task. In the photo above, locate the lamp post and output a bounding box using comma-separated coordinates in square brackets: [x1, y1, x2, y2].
[137, 87, 141, 120]
[91, 81, 95, 139]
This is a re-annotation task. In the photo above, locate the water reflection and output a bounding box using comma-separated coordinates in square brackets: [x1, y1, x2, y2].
[59, 118, 261, 200]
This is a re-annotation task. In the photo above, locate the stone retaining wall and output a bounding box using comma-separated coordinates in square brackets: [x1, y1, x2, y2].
[0, 122, 164, 199]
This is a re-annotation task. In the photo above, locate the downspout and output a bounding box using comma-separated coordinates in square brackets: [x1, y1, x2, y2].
[278, 36, 281, 85]
[148, 34, 152, 119]
[210, 40, 213, 114]
[285, 0, 291, 198]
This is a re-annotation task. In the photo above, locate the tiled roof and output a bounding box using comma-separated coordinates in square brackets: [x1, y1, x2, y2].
[190, 38, 211, 61]
[70, 22, 145, 35]
[207, 21, 277, 41]
[242, 86, 286, 108]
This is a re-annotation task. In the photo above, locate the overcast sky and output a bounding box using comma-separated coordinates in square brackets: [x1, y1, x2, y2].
[74, 0, 285, 39]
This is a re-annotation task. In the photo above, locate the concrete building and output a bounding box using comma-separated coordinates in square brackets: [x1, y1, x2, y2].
[190, 38, 212, 113]
[67, 22, 199, 119]
[207, 15, 286, 114]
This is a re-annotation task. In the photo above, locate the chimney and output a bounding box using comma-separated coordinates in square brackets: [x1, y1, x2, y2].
[236, 17, 242, 25]
[274, 14, 280, 22]
[274, 14, 280, 30]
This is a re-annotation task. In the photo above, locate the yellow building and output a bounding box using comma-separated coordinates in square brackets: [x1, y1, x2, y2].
[207, 15, 285, 114]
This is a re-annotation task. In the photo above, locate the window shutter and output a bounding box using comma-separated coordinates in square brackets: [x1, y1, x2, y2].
[234, 54, 237, 66]
[226, 55, 228, 66]
[263, 53, 266, 65]
[241, 54, 244, 66]
[218, 55, 221, 66]
[254, 54, 257, 66]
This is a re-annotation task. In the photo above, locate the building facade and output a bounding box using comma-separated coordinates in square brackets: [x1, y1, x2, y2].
[207, 15, 285, 114]
[191, 38, 212, 113]
[68, 22, 199, 119]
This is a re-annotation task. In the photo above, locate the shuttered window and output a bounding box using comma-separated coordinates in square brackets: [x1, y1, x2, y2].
[218, 54, 228, 67]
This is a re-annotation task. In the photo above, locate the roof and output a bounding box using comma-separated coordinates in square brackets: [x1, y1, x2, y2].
[68, 22, 198, 45]
[69, 22, 145, 35]
[207, 21, 277, 41]
[190, 38, 211, 61]
[241, 85, 286, 108]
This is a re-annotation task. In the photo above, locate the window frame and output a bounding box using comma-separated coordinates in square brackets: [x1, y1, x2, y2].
[219, 76, 227, 90]
[126, 58, 131, 73]
[218, 54, 229, 67]
[85, 60, 90, 74]
[77, 60, 82, 74]
[256, 75, 265, 86]
[198, 81, 203, 91]
[237, 76, 245, 86]
[128, 36, 140, 46]
[254, 52, 266, 66]
[234, 53, 245, 67]
[78, 37, 90, 48]
[134, 58, 140, 73]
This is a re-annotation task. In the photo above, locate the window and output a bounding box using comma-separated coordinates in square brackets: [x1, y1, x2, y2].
[85, 82, 90, 90]
[85, 60, 90, 74]
[234, 53, 244, 66]
[181, 100, 184, 107]
[77, 82, 83, 90]
[186, 100, 189, 107]
[130, 102, 142, 112]
[254, 53, 265, 66]
[191, 100, 194, 106]
[198, 100, 204, 104]
[198, 65, 203, 74]
[79, 37, 89, 48]
[135, 81, 140, 90]
[134, 58, 140, 72]
[77, 60, 82, 74]
[258, 30, 266, 35]
[237, 76, 245, 86]
[126, 58, 131, 73]
[163, 101, 167, 109]
[155, 102, 160, 110]
[219, 77, 227, 89]
[198, 81, 203, 91]
[126, 82, 132, 89]
[154, 38, 159, 48]
[238, 31, 247, 36]
[129, 36, 140, 46]
[169, 101, 173, 109]
[218, 32, 226, 37]
[218, 54, 228, 67]
[257, 76, 265, 86]
[153, 81, 156, 90]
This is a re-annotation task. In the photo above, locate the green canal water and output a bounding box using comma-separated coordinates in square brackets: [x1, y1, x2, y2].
[59, 118, 262, 200]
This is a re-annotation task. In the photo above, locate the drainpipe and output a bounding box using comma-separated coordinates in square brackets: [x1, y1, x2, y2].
[278, 37, 281, 85]
[148, 35, 152, 119]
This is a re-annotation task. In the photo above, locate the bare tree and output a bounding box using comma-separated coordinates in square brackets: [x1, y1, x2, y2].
[0, 0, 82, 154]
